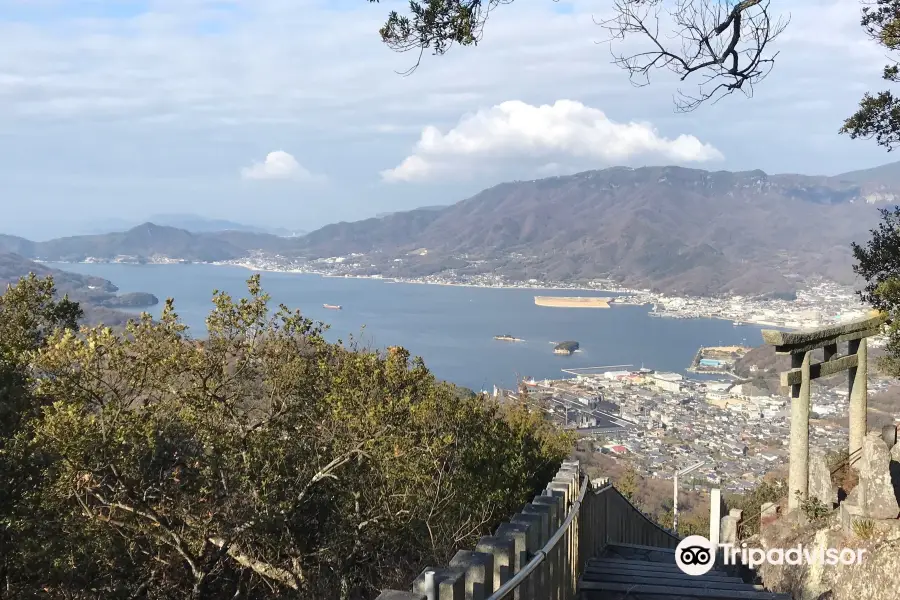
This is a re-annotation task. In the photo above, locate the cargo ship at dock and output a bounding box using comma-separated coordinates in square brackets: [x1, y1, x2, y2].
[535, 296, 610, 308]
[323, 304, 342, 310]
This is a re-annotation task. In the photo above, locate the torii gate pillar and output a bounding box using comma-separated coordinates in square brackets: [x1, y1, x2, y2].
[762, 312, 886, 514]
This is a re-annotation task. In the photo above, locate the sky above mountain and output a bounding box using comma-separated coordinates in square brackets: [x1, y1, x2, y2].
[0, 0, 891, 239]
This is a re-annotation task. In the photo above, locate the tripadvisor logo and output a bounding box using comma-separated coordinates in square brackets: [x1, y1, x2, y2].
[674, 535, 868, 576]
[675, 535, 716, 576]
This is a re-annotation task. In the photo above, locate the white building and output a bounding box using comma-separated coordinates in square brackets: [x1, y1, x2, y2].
[604, 370, 631, 380]
[651, 372, 683, 393]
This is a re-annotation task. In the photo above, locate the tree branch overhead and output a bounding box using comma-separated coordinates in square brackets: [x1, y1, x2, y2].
[599, 0, 789, 111]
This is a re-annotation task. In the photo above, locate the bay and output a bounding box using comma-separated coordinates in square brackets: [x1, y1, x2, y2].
[48, 263, 766, 391]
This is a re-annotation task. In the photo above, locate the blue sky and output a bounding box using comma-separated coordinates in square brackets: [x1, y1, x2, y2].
[0, 0, 892, 239]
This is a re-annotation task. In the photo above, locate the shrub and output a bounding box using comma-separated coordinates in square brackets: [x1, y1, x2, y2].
[2, 274, 572, 600]
[852, 518, 877, 540]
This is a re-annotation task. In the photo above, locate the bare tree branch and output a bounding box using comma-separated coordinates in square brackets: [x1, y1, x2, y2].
[599, 0, 789, 111]
[207, 538, 303, 591]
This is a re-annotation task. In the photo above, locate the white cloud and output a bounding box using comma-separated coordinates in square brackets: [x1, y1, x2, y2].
[240, 150, 320, 182]
[381, 100, 723, 183]
[0, 0, 892, 231]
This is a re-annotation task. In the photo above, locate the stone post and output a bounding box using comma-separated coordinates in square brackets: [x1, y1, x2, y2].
[848, 338, 868, 469]
[448, 551, 494, 600]
[510, 512, 545, 600]
[474, 536, 515, 593]
[376, 593, 426, 600]
[788, 350, 811, 513]
[413, 568, 465, 600]
[522, 503, 553, 599]
[809, 449, 833, 507]
[494, 523, 529, 600]
[672, 472, 679, 533]
[709, 488, 722, 548]
[532, 494, 563, 600]
[719, 509, 742, 546]
[547, 481, 571, 599]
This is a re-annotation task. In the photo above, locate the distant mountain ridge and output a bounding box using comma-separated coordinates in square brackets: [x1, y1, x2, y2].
[291, 163, 900, 294]
[6, 162, 900, 295]
[0, 223, 296, 263]
[83, 214, 306, 237]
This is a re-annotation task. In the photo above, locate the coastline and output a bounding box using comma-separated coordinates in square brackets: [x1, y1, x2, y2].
[38, 258, 859, 333]
[225, 262, 638, 294]
[39, 257, 640, 294]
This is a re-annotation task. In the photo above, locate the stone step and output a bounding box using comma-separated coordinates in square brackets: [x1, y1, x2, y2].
[581, 572, 765, 592]
[584, 563, 748, 584]
[578, 580, 792, 600]
[586, 557, 733, 576]
[600, 543, 683, 564]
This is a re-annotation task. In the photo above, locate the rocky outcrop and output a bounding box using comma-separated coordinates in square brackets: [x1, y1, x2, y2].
[757, 512, 900, 600]
[846, 432, 900, 520]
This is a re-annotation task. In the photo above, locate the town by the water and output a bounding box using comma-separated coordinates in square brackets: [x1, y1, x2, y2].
[211, 254, 885, 496]
[84, 250, 877, 331]
[494, 365, 886, 495]
[76, 252, 886, 497]
[203, 252, 873, 330]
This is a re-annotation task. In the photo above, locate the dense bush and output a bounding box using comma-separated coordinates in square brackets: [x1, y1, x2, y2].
[729, 478, 787, 539]
[0, 274, 571, 599]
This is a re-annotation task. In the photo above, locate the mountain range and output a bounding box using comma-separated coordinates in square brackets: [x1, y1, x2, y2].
[4, 162, 900, 296]
[79, 214, 306, 237]
[291, 163, 898, 294]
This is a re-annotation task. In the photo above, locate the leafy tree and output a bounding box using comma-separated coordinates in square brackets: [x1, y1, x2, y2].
[0, 275, 82, 596]
[1, 274, 571, 599]
[727, 477, 785, 538]
[617, 465, 639, 503]
[851, 207, 900, 375]
[841, 1, 900, 150]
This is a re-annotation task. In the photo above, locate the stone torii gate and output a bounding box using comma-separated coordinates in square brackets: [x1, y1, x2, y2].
[761, 311, 887, 514]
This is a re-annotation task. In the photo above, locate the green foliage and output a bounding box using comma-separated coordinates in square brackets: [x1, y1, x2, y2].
[0, 274, 571, 599]
[729, 478, 786, 538]
[850, 208, 900, 374]
[369, 0, 500, 55]
[852, 518, 877, 540]
[655, 507, 709, 538]
[797, 492, 830, 522]
[617, 465, 639, 503]
[677, 513, 711, 538]
[842, 1, 900, 149]
[0, 275, 84, 598]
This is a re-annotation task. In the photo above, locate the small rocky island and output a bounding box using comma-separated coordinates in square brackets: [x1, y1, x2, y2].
[553, 341, 579, 355]
[494, 334, 524, 342]
[97, 292, 160, 309]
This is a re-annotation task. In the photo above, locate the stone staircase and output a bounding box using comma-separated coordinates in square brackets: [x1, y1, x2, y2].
[376, 461, 793, 600]
[578, 543, 791, 600]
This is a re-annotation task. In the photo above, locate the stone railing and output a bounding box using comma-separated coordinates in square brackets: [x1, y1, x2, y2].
[376, 460, 680, 600]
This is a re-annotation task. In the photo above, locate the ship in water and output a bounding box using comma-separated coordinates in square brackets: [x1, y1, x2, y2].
[494, 334, 524, 342]
[733, 320, 744, 326]
[323, 304, 342, 310]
